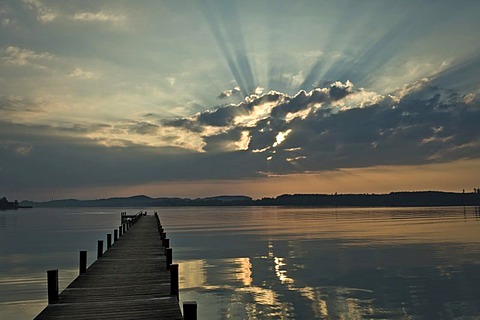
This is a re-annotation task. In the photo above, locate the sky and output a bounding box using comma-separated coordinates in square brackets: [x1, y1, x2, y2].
[1, 0, 480, 201]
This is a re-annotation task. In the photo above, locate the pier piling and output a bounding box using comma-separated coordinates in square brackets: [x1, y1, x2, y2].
[170, 263, 179, 299]
[47, 270, 58, 304]
[97, 240, 103, 259]
[79, 251, 87, 274]
[183, 301, 198, 320]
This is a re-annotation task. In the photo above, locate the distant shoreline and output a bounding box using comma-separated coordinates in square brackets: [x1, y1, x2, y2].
[18, 191, 480, 208]
[0, 197, 22, 210]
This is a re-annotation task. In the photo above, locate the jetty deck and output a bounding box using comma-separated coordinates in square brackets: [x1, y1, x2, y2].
[35, 214, 185, 320]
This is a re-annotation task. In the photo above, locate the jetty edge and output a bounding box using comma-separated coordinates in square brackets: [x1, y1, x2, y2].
[34, 211, 197, 320]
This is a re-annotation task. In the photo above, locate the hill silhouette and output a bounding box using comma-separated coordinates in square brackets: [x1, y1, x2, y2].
[18, 191, 480, 208]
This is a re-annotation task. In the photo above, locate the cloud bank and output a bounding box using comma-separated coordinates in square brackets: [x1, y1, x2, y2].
[164, 79, 479, 169]
[1, 77, 479, 194]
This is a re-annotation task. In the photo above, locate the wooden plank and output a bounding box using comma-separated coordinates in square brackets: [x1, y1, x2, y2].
[35, 215, 183, 320]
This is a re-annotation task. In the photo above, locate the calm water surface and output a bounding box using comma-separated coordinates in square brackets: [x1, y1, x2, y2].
[1, 206, 480, 319]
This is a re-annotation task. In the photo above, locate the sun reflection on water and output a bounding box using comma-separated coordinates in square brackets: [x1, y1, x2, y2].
[168, 206, 480, 319]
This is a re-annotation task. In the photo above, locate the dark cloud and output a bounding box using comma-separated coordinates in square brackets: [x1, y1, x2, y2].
[55, 123, 111, 134]
[270, 82, 352, 119]
[127, 121, 159, 135]
[278, 85, 479, 171]
[194, 80, 480, 173]
[157, 80, 480, 176]
[179, 91, 285, 128]
[162, 118, 204, 133]
[202, 126, 248, 153]
[0, 121, 265, 191]
[197, 105, 242, 127]
[328, 81, 353, 100]
[1, 80, 479, 194]
[0, 94, 46, 113]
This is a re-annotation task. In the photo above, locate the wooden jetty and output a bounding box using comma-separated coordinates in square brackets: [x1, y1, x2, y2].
[35, 212, 197, 320]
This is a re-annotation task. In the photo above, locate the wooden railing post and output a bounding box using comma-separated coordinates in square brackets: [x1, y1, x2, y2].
[170, 263, 179, 299]
[79, 251, 87, 274]
[47, 269, 59, 304]
[97, 240, 103, 259]
[119, 225, 122, 237]
[114, 229, 118, 241]
[183, 301, 197, 320]
[107, 233, 112, 249]
[163, 238, 170, 249]
[166, 248, 172, 269]
[122, 224, 126, 234]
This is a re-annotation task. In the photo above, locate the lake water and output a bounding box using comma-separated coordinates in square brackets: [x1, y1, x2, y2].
[1, 206, 480, 319]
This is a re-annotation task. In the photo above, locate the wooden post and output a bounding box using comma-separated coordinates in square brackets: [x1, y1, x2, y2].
[166, 248, 172, 269]
[79, 251, 87, 274]
[122, 224, 126, 233]
[170, 263, 179, 299]
[97, 240, 103, 259]
[163, 238, 170, 249]
[107, 233, 112, 249]
[119, 225, 122, 237]
[114, 229, 118, 241]
[183, 301, 197, 320]
[47, 269, 59, 304]
[161, 232, 166, 240]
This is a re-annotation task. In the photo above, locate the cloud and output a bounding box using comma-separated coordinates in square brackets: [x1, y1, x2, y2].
[21, 0, 57, 23]
[20, 0, 126, 26]
[163, 79, 480, 175]
[69, 67, 97, 79]
[0, 121, 263, 190]
[1, 46, 54, 69]
[0, 94, 47, 114]
[218, 87, 241, 99]
[127, 121, 159, 135]
[0, 3, 19, 28]
[203, 127, 250, 152]
[71, 11, 126, 23]
[1, 78, 479, 193]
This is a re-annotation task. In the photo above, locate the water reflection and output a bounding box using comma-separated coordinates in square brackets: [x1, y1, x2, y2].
[2, 206, 480, 319]
[163, 206, 480, 319]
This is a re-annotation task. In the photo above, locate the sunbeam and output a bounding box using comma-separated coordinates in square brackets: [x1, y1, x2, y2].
[200, 0, 257, 97]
